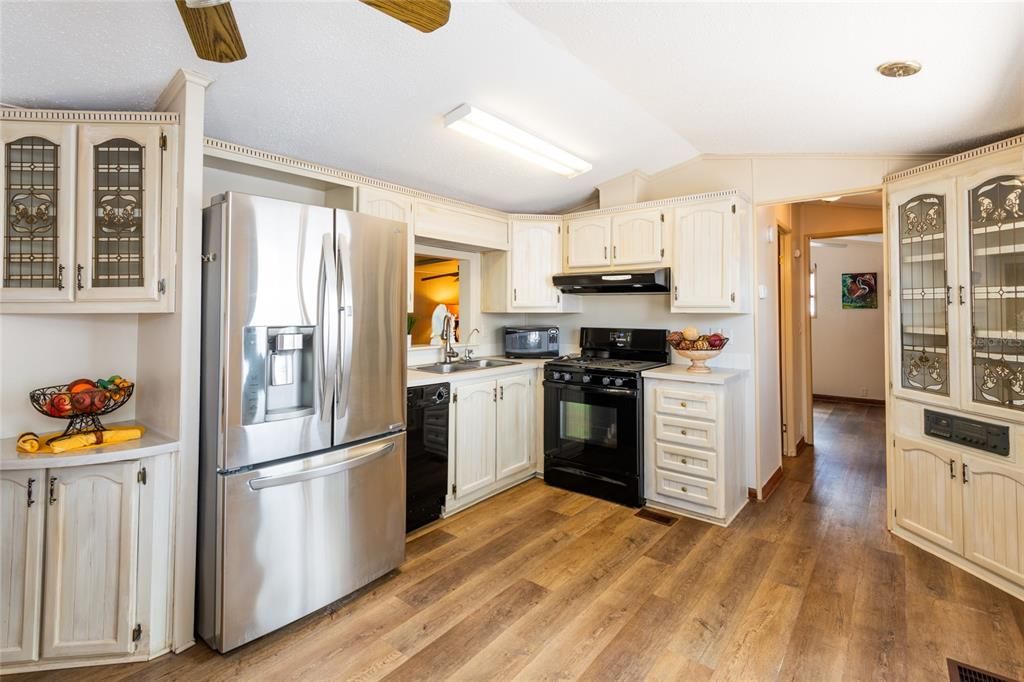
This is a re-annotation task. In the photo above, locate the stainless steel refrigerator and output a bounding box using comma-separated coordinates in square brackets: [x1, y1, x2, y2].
[197, 193, 407, 652]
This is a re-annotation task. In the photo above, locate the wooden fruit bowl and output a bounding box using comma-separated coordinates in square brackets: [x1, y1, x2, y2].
[29, 381, 135, 440]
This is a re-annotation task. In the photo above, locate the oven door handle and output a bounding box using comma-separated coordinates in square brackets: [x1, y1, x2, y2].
[543, 381, 637, 396]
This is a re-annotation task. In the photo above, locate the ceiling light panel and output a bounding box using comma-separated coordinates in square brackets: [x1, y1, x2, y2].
[444, 104, 592, 177]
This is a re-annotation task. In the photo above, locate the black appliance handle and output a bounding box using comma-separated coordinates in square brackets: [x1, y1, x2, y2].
[543, 381, 637, 397]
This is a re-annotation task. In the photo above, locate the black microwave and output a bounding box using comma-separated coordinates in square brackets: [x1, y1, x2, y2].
[504, 326, 560, 358]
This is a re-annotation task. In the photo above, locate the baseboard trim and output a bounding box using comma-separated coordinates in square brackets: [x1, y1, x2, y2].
[748, 465, 785, 501]
[813, 393, 886, 406]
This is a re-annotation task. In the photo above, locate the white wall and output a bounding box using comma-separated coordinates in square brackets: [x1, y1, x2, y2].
[810, 239, 886, 400]
[0, 314, 139, 438]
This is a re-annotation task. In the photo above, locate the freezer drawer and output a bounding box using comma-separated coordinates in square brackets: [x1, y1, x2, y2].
[215, 432, 406, 652]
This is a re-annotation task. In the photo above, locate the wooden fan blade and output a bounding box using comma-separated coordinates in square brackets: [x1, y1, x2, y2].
[175, 0, 247, 63]
[359, 0, 451, 33]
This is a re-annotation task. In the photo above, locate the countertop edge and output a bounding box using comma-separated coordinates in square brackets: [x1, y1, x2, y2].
[1, 421, 180, 471]
[408, 358, 547, 387]
[641, 365, 748, 384]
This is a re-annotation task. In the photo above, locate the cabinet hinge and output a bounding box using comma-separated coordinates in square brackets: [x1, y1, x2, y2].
[157, 278, 166, 295]
[132, 623, 143, 642]
[731, 203, 736, 214]
[200, 252, 217, 263]
[660, 213, 665, 223]
[557, 225, 561, 234]
[137, 467, 147, 485]
[159, 133, 167, 151]
[781, 423, 788, 433]
[453, 393, 458, 403]
[660, 248, 665, 258]
[451, 483, 456, 495]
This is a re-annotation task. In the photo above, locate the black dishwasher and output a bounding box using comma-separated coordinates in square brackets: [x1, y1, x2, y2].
[406, 383, 450, 533]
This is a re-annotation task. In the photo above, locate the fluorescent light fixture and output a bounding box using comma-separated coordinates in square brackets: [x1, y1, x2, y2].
[444, 104, 592, 178]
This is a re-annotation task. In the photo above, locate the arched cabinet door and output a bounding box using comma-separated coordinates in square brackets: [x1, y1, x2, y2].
[75, 125, 165, 304]
[961, 454, 1024, 587]
[357, 186, 413, 312]
[611, 209, 663, 266]
[0, 469, 45, 665]
[892, 436, 963, 554]
[566, 216, 611, 269]
[0, 123, 76, 303]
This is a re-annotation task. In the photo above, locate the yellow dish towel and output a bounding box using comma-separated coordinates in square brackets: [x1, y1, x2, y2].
[17, 425, 146, 456]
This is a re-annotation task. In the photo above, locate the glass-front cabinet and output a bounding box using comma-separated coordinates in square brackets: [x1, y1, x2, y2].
[964, 169, 1024, 415]
[0, 118, 173, 311]
[891, 179, 960, 406]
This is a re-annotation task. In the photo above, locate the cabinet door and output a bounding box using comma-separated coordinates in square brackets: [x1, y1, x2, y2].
[889, 180, 959, 407]
[959, 166, 1024, 420]
[566, 216, 611, 268]
[496, 374, 533, 479]
[510, 220, 561, 309]
[75, 124, 164, 304]
[0, 122, 76, 303]
[358, 186, 414, 313]
[41, 460, 140, 659]
[0, 469, 45, 665]
[962, 454, 1024, 586]
[672, 200, 739, 312]
[454, 379, 497, 499]
[892, 436, 963, 554]
[611, 209, 663, 265]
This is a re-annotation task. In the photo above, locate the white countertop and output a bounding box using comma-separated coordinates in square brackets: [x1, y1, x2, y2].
[642, 364, 748, 384]
[1, 420, 179, 471]
[408, 357, 547, 388]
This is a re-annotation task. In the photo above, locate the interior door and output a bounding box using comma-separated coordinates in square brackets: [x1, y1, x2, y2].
[961, 453, 1024, 586]
[41, 461, 140, 659]
[892, 436, 963, 554]
[454, 379, 497, 499]
[357, 186, 414, 313]
[0, 469, 44, 664]
[611, 210, 663, 265]
[75, 124, 163, 303]
[511, 220, 560, 308]
[566, 216, 611, 268]
[672, 200, 737, 311]
[496, 374, 533, 479]
[334, 209, 407, 447]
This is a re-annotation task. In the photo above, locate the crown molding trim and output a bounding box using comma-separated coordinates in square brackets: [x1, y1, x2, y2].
[883, 134, 1024, 183]
[0, 108, 179, 124]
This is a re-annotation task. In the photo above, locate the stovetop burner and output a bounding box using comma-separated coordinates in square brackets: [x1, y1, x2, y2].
[548, 355, 667, 372]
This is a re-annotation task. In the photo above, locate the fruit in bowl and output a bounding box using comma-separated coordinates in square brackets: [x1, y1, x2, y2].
[667, 330, 730, 374]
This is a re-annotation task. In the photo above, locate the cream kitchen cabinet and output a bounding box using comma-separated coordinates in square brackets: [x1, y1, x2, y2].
[0, 469, 45, 665]
[0, 116, 178, 313]
[566, 216, 612, 268]
[892, 436, 964, 554]
[482, 218, 581, 313]
[414, 199, 508, 251]
[610, 209, 665, 266]
[42, 460, 141, 659]
[961, 454, 1024, 587]
[450, 370, 537, 512]
[357, 186, 414, 312]
[671, 198, 746, 313]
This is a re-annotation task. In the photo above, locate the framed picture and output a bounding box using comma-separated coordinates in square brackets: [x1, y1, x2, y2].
[842, 272, 878, 309]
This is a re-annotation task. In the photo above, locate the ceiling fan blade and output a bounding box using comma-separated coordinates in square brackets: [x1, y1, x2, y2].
[176, 0, 247, 63]
[359, 0, 451, 33]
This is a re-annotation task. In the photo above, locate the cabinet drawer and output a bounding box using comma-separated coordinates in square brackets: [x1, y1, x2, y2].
[655, 414, 716, 450]
[654, 386, 717, 420]
[654, 469, 722, 513]
[656, 442, 718, 480]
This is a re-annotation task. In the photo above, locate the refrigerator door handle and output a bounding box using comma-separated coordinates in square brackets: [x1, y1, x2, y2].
[247, 442, 395, 490]
[336, 239, 355, 418]
[318, 234, 339, 423]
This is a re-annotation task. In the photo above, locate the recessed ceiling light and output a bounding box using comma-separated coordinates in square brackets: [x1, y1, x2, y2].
[822, 196, 843, 202]
[877, 61, 922, 78]
[444, 104, 592, 178]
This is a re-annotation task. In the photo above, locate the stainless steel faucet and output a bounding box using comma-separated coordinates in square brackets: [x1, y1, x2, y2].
[441, 314, 459, 363]
[463, 328, 480, 360]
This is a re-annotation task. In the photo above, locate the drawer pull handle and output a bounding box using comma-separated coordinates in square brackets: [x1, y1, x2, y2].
[680, 429, 688, 436]
[680, 401, 688, 408]
[681, 486, 688, 493]
[680, 458, 687, 465]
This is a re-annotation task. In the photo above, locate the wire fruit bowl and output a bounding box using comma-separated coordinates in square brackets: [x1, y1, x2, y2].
[667, 333, 730, 374]
[29, 380, 135, 441]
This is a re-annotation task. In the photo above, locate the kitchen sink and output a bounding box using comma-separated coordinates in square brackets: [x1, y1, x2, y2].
[414, 358, 520, 374]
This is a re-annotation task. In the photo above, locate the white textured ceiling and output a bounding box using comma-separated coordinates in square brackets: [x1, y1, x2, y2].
[1, 2, 1022, 213]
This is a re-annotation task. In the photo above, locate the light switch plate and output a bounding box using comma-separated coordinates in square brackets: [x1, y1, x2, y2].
[758, 284, 768, 299]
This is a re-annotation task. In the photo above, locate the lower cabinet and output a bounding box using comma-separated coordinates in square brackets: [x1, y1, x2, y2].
[451, 372, 536, 511]
[893, 436, 1024, 590]
[0, 454, 172, 672]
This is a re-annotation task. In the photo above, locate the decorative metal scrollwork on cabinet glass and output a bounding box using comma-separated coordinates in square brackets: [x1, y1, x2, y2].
[4, 136, 61, 289]
[898, 193, 949, 395]
[969, 174, 1024, 411]
[92, 138, 144, 288]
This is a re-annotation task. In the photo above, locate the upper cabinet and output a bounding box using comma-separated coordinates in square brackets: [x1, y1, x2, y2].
[414, 199, 508, 251]
[482, 218, 581, 313]
[671, 199, 745, 314]
[566, 216, 612, 268]
[0, 117, 177, 313]
[356, 186, 414, 313]
[611, 209, 664, 266]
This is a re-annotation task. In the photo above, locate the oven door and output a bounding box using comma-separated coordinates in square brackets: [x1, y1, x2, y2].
[543, 381, 642, 504]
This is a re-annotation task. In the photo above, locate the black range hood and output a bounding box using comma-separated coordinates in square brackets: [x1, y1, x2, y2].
[553, 268, 671, 294]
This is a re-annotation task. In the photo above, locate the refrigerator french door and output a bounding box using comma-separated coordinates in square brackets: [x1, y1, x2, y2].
[198, 193, 407, 652]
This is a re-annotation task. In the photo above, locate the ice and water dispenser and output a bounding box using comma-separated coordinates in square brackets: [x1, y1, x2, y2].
[241, 326, 317, 425]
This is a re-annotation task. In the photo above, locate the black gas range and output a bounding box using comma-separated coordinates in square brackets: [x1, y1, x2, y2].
[543, 327, 668, 507]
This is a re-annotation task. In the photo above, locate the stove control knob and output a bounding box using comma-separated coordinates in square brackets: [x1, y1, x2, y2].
[614, 378, 624, 387]
[551, 372, 562, 380]
[602, 377, 611, 386]
[582, 375, 591, 383]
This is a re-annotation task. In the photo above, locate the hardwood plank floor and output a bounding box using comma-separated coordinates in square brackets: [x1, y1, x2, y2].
[16, 401, 1024, 681]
